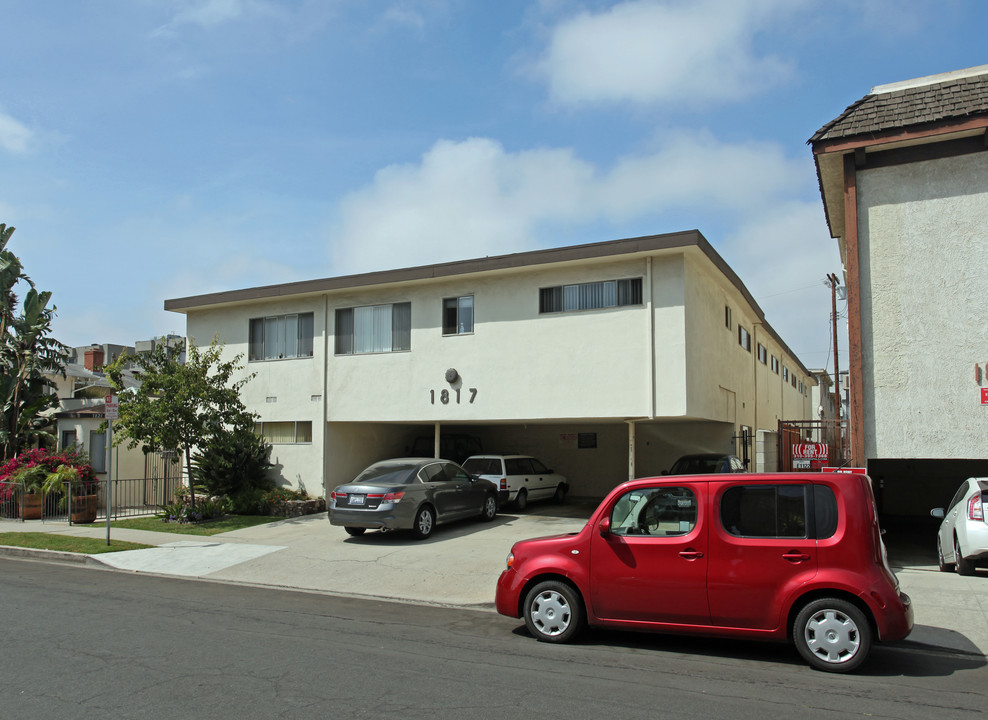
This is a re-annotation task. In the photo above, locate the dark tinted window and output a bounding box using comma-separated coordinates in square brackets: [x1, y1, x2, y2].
[353, 463, 417, 485]
[813, 485, 838, 539]
[442, 463, 471, 482]
[721, 485, 807, 538]
[420, 464, 447, 483]
[505, 458, 534, 475]
[529, 458, 550, 473]
[671, 455, 727, 474]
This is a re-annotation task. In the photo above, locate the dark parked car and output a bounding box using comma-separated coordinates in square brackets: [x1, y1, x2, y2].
[668, 453, 745, 474]
[496, 472, 913, 673]
[329, 458, 498, 539]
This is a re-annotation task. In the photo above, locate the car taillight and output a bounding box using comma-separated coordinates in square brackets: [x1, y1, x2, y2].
[505, 551, 514, 570]
[969, 493, 984, 521]
[382, 492, 404, 503]
[330, 491, 344, 500]
[500, 478, 507, 490]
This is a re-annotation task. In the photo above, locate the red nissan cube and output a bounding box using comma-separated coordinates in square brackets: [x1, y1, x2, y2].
[495, 472, 913, 673]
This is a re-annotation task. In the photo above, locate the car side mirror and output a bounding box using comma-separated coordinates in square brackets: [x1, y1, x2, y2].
[931, 508, 945, 519]
[598, 516, 611, 538]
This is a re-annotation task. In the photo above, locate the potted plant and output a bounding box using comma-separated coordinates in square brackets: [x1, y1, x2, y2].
[42, 464, 99, 524]
[12, 465, 46, 520]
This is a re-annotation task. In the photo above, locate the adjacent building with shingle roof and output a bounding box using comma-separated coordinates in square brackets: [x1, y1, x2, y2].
[809, 65, 988, 516]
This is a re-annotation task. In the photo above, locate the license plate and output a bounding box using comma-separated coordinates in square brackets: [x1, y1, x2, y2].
[348, 494, 365, 505]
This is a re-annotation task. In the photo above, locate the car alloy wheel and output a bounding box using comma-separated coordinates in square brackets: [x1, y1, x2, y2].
[793, 598, 872, 673]
[515, 489, 528, 512]
[481, 495, 497, 521]
[413, 506, 435, 539]
[523, 580, 583, 643]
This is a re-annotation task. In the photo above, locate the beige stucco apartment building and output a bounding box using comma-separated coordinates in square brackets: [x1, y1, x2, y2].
[166, 230, 815, 499]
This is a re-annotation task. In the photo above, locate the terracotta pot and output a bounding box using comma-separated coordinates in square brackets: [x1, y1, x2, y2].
[21, 493, 43, 520]
[70, 494, 98, 524]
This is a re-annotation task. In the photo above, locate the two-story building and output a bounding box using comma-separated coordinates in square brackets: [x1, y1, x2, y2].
[810, 65, 988, 515]
[165, 230, 815, 499]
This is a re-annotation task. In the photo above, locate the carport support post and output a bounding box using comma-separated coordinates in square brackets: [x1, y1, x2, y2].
[627, 420, 636, 481]
[433, 422, 441, 459]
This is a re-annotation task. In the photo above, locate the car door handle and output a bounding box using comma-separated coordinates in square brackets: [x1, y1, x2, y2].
[679, 550, 704, 560]
[782, 552, 811, 563]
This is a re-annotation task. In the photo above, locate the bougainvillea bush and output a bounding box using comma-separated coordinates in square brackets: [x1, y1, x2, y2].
[0, 448, 97, 501]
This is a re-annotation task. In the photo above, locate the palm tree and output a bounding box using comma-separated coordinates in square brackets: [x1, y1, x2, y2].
[0, 223, 69, 461]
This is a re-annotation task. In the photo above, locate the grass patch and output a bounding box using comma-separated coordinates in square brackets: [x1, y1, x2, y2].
[109, 514, 280, 536]
[0, 532, 152, 554]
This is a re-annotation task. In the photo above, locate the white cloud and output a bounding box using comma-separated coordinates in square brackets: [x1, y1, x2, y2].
[0, 109, 35, 154]
[535, 0, 800, 107]
[330, 129, 837, 364]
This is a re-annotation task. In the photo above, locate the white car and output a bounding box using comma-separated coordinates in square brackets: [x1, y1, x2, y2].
[931, 478, 988, 575]
[462, 455, 568, 511]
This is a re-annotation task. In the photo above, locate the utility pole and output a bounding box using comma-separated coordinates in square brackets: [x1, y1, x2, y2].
[827, 273, 842, 459]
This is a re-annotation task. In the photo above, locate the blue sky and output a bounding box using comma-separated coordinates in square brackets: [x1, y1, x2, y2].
[1, 0, 985, 374]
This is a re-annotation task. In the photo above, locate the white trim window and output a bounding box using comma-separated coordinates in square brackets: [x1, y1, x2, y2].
[757, 343, 767, 364]
[249, 313, 314, 361]
[443, 295, 474, 335]
[255, 421, 313, 444]
[335, 302, 411, 355]
[539, 278, 642, 314]
[738, 325, 751, 352]
[771, 356, 779, 374]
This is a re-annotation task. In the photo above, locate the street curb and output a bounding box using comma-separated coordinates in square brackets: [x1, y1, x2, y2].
[0, 544, 90, 564]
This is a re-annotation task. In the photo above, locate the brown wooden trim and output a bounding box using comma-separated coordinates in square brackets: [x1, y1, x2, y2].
[858, 132, 988, 170]
[842, 154, 866, 465]
[812, 116, 988, 155]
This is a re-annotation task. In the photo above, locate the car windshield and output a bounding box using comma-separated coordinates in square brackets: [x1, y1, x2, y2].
[352, 463, 417, 486]
[670, 456, 724, 474]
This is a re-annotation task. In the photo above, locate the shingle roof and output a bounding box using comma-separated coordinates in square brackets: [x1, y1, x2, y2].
[810, 68, 988, 143]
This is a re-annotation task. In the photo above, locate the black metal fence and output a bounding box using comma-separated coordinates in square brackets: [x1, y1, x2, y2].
[0, 475, 182, 524]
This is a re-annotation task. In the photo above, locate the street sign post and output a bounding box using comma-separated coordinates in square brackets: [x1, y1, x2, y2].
[105, 395, 117, 545]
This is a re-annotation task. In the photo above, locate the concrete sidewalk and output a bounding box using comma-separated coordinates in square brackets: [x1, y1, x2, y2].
[2, 508, 986, 658]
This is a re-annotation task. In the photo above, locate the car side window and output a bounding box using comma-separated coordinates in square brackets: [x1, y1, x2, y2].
[721, 485, 808, 538]
[609, 486, 697, 537]
[529, 458, 550, 473]
[947, 483, 968, 512]
[442, 463, 471, 482]
[421, 464, 447, 483]
[505, 458, 533, 475]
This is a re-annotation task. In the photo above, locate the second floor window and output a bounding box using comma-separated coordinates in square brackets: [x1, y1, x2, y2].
[335, 302, 411, 355]
[738, 325, 751, 352]
[539, 278, 642, 314]
[443, 295, 474, 335]
[249, 313, 314, 361]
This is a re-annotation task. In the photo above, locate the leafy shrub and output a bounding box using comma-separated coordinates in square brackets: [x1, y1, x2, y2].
[156, 492, 230, 524]
[190, 428, 274, 498]
[0, 448, 96, 502]
[228, 487, 268, 515]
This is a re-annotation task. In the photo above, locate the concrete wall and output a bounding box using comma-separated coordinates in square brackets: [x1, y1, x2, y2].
[857, 150, 988, 459]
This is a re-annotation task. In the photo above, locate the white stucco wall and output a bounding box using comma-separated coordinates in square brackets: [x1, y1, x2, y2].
[857, 150, 988, 459]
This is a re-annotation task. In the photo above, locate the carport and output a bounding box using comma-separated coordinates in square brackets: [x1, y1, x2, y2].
[324, 418, 738, 499]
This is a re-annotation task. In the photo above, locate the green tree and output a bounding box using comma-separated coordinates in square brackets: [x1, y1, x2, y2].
[190, 425, 273, 498]
[105, 336, 258, 508]
[0, 223, 69, 461]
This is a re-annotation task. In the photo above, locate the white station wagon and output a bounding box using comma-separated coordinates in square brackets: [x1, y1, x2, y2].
[462, 455, 568, 511]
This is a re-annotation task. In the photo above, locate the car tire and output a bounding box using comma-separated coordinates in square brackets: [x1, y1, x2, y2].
[523, 580, 584, 643]
[553, 483, 567, 504]
[937, 536, 952, 572]
[955, 536, 975, 576]
[793, 598, 872, 673]
[515, 489, 528, 512]
[412, 505, 435, 540]
[344, 527, 365, 537]
[480, 494, 497, 522]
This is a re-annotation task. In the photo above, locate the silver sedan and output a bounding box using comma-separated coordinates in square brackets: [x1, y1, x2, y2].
[329, 458, 499, 540]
